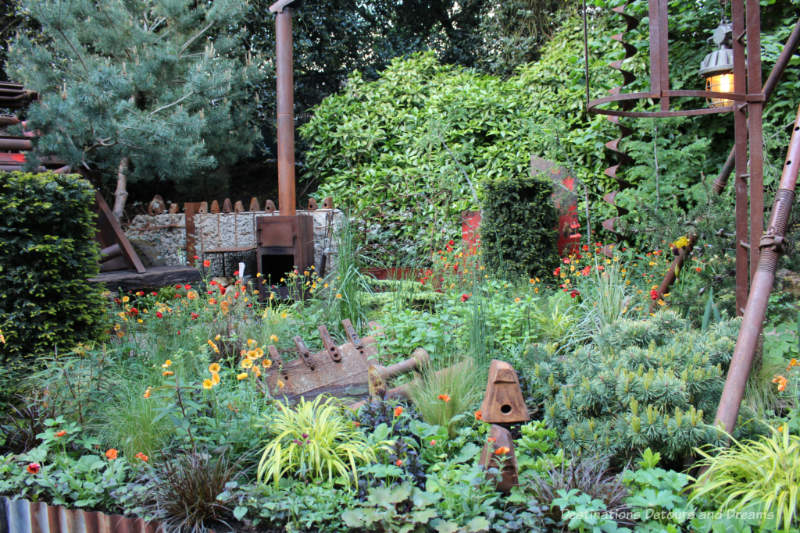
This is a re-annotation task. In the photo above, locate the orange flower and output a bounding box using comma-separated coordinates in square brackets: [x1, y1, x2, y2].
[162, 370, 174, 377]
[772, 375, 788, 392]
[494, 446, 510, 456]
[143, 387, 152, 399]
[474, 410, 483, 421]
[134, 452, 149, 462]
[236, 372, 248, 381]
[26, 462, 40, 474]
[394, 406, 404, 417]
[203, 259, 211, 268]
[208, 362, 221, 373]
[788, 358, 799, 370]
[487, 437, 496, 443]
[55, 430, 66, 438]
[395, 459, 403, 467]
[437, 394, 451, 403]
[105, 448, 119, 460]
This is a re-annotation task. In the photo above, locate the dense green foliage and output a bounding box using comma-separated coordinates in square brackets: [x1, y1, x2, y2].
[481, 174, 559, 279]
[523, 310, 744, 465]
[8, 0, 263, 192]
[0, 171, 105, 366]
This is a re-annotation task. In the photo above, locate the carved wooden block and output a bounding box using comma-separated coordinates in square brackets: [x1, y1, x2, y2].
[307, 198, 318, 210]
[479, 424, 518, 492]
[322, 196, 334, 209]
[249, 197, 261, 211]
[479, 359, 530, 424]
[265, 199, 276, 213]
[234, 200, 245, 213]
[210, 200, 220, 213]
[222, 198, 233, 213]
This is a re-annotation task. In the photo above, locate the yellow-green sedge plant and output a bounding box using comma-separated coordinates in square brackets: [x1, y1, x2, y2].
[257, 395, 384, 489]
[690, 427, 800, 531]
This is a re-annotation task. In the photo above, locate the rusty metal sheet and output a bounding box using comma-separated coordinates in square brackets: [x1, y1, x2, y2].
[2, 497, 161, 533]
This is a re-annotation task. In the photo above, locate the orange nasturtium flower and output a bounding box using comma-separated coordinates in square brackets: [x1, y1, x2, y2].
[162, 370, 174, 377]
[437, 394, 451, 403]
[474, 410, 483, 421]
[209, 363, 221, 373]
[134, 452, 149, 462]
[394, 406, 404, 417]
[772, 375, 788, 392]
[55, 430, 66, 438]
[105, 448, 119, 460]
[494, 446, 511, 456]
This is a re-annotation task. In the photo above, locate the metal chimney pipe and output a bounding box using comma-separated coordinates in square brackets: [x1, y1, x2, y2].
[274, 3, 296, 216]
[714, 103, 800, 434]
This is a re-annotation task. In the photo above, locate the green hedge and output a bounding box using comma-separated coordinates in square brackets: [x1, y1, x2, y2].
[0, 171, 105, 369]
[480, 173, 559, 280]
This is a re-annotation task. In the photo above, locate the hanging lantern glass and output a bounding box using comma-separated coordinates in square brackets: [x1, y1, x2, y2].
[699, 21, 734, 108]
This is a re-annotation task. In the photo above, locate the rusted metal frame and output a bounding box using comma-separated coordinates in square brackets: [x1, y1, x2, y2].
[732, 0, 749, 315]
[275, 4, 296, 217]
[648, 0, 670, 110]
[318, 324, 342, 362]
[715, 103, 800, 434]
[649, 234, 698, 313]
[747, 0, 764, 285]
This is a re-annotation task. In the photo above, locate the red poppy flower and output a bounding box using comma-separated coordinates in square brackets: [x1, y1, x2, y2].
[570, 290, 580, 298]
[191, 312, 199, 320]
[395, 459, 403, 467]
[156, 311, 163, 318]
[460, 293, 470, 302]
[27, 462, 40, 474]
[203, 260, 211, 268]
[128, 307, 139, 316]
[650, 289, 659, 300]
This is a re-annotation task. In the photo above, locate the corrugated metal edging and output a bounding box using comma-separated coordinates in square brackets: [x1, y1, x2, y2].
[2, 497, 161, 533]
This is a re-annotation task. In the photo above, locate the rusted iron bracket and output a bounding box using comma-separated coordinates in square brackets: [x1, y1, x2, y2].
[266, 321, 427, 401]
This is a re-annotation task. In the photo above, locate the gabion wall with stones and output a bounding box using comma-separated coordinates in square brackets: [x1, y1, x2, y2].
[125, 209, 343, 279]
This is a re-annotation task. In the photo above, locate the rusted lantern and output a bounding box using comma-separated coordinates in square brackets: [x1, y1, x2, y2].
[479, 360, 530, 424]
[699, 21, 734, 108]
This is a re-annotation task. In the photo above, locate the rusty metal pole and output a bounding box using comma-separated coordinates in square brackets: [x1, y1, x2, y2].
[732, 0, 749, 316]
[273, 0, 296, 217]
[715, 104, 800, 434]
[747, 0, 764, 285]
[713, 17, 800, 195]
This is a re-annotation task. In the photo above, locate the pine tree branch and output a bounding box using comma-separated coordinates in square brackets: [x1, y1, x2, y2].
[54, 28, 89, 75]
[179, 21, 214, 57]
[149, 91, 194, 115]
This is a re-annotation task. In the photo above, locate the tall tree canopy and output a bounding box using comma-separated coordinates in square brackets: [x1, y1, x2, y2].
[8, 0, 265, 212]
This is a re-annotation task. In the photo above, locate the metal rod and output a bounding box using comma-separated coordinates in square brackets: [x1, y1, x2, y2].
[649, 234, 698, 313]
[275, 7, 296, 217]
[747, 0, 764, 284]
[711, 17, 800, 195]
[732, 0, 749, 315]
[714, 103, 800, 434]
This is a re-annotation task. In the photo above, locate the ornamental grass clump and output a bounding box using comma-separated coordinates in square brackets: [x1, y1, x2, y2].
[257, 396, 382, 488]
[690, 427, 800, 531]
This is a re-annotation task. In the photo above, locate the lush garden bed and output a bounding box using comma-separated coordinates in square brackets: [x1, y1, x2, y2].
[2, 232, 799, 532]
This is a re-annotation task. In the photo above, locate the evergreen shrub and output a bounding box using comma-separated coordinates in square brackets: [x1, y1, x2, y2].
[480, 173, 559, 280]
[0, 171, 105, 369]
[522, 311, 746, 465]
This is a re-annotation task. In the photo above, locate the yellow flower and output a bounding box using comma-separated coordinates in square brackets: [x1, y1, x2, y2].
[241, 358, 254, 369]
[207, 340, 220, 354]
[262, 359, 272, 368]
[202, 379, 213, 389]
[277, 379, 285, 389]
[215, 334, 221, 341]
[162, 359, 173, 368]
[137, 318, 143, 324]
[270, 334, 279, 343]
[336, 293, 342, 299]
[280, 312, 287, 319]
[122, 296, 130, 303]
[209, 363, 221, 373]
[211, 371, 220, 385]
[256, 272, 262, 278]
[252, 366, 262, 377]
[514, 297, 521, 303]
[236, 372, 249, 381]
[672, 235, 690, 249]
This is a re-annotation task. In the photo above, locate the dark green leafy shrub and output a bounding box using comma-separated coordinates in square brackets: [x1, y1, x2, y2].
[480, 174, 559, 280]
[0, 171, 105, 373]
[523, 311, 744, 465]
